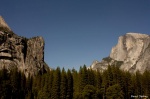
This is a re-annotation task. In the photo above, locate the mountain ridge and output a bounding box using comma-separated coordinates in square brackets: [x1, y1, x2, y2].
[90, 32, 150, 73]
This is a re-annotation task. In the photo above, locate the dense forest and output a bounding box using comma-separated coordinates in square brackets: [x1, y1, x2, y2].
[0, 65, 150, 99]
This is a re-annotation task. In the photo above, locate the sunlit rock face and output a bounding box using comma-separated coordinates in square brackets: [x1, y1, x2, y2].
[88, 60, 110, 72]
[0, 16, 49, 76]
[110, 33, 150, 73]
[90, 33, 150, 73]
[0, 16, 11, 31]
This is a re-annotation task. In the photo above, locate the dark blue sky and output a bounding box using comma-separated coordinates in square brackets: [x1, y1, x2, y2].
[0, 0, 150, 70]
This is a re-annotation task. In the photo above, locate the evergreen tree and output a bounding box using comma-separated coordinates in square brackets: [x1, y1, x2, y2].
[10, 68, 21, 99]
[106, 84, 124, 99]
[87, 69, 95, 86]
[78, 65, 88, 98]
[111, 65, 120, 84]
[142, 70, 150, 97]
[60, 68, 67, 99]
[107, 65, 113, 86]
[48, 70, 54, 98]
[20, 72, 26, 99]
[32, 74, 42, 98]
[117, 69, 126, 97]
[123, 71, 132, 99]
[95, 71, 103, 98]
[134, 71, 143, 95]
[1, 65, 150, 98]
[82, 85, 97, 99]
[0, 68, 11, 99]
[37, 72, 52, 99]
[51, 67, 61, 99]
[66, 69, 73, 99]
[95, 71, 102, 89]
[25, 76, 33, 99]
[72, 68, 79, 99]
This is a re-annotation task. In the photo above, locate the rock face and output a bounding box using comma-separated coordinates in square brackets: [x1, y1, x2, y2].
[90, 32, 150, 73]
[0, 16, 49, 76]
[0, 16, 11, 31]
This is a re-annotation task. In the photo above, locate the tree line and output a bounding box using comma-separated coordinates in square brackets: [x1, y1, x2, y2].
[0, 65, 150, 99]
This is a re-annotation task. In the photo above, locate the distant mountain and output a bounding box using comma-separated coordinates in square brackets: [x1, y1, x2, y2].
[89, 32, 150, 73]
[0, 16, 49, 77]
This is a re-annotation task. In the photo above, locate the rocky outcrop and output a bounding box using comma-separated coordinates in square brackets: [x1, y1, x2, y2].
[0, 16, 11, 32]
[0, 16, 49, 76]
[89, 60, 109, 72]
[90, 32, 150, 73]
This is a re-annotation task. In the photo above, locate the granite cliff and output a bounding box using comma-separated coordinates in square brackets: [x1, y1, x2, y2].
[0, 16, 49, 76]
[90, 32, 150, 73]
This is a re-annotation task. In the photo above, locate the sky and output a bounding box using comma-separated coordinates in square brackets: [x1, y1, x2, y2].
[0, 0, 150, 70]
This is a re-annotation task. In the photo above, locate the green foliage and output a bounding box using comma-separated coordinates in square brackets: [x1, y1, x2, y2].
[60, 68, 67, 99]
[106, 84, 124, 99]
[142, 70, 150, 97]
[79, 65, 88, 92]
[66, 69, 73, 99]
[82, 85, 97, 99]
[0, 65, 150, 98]
[51, 67, 61, 99]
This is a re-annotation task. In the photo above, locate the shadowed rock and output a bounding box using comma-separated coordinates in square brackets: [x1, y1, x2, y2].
[0, 16, 49, 77]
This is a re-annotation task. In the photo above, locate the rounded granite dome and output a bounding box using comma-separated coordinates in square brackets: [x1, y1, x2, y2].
[126, 32, 149, 39]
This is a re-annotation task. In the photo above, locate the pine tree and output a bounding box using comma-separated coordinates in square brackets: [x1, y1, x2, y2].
[82, 85, 97, 99]
[25, 76, 33, 99]
[66, 69, 73, 99]
[95, 71, 102, 89]
[20, 72, 26, 99]
[51, 67, 61, 99]
[115, 68, 126, 97]
[111, 65, 120, 84]
[134, 71, 143, 95]
[107, 65, 113, 86]
[106, 84, 124, 99]
[38, 72, 52, 99]
[87, 69, 95, 86]
[60, 68, 67, 99]
[10, 68, 21, 99]
[72, 68, 79, 99]
[48, 70, 54, 98]
[0, 68, 11, 99]
[32, 74, 42, 98]
[123, 71, 132, 99]
[142, 70, 150, 97]
[95, 71, 102, 98]
[78, 65, 88, 98]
